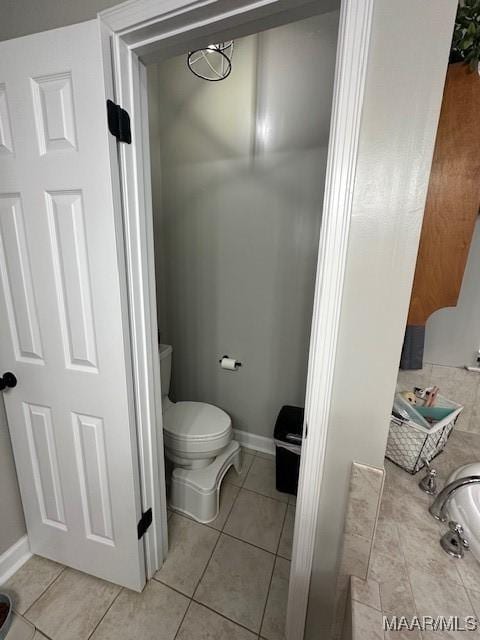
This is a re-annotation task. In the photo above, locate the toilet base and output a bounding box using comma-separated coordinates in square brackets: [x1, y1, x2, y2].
[169, 440, 241, 524]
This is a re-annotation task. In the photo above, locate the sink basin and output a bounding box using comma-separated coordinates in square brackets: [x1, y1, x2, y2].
[447, 462, 480, 563]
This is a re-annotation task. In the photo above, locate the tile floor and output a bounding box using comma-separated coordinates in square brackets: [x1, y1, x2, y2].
[3, 448, 295, 640]
[350, 429, 480, 639]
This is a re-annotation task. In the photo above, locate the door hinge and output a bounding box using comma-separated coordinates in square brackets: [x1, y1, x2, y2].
[137, 508, 152, 539]
[107, 99, 132, 144]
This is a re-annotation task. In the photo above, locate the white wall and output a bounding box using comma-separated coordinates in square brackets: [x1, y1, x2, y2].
[0, 0, 120, 41]
[149, 12, 339, 439]
[424, 218, 480, 367]
[304, 0, 457, 636]
[0, 396, 25, 555]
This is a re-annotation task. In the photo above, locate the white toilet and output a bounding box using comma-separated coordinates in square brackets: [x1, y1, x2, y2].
[159, 344, 241, 523]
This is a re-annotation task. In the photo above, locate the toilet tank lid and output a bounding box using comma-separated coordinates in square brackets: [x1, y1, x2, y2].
[163, 401, 231, 441]
[159, 343, 172, 360]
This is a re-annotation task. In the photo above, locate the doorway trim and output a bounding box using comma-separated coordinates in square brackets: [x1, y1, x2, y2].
[99, 0, 374, 636]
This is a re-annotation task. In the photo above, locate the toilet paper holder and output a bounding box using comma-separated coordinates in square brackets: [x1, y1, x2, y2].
[219, 355, 242, 370]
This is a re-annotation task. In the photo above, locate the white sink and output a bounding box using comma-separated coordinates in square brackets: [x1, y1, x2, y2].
[447, 462, 480, 563]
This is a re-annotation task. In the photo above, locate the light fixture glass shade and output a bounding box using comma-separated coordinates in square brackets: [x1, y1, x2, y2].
[187, 42, 234, 81]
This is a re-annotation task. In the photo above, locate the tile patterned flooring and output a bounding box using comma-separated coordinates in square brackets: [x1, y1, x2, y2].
[4, 448, 295, 640]
[351, 429, 480, 639]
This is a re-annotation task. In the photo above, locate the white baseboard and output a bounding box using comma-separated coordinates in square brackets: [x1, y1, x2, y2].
[233, 429, 275, 456]
[0, 535, 31, 585]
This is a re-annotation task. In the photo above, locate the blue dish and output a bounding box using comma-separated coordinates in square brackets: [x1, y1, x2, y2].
[415, 406, 454, 422]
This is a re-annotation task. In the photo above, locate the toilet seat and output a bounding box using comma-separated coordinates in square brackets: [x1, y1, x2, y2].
[164, 401, 231, 441]
[163, 401, 232, 458]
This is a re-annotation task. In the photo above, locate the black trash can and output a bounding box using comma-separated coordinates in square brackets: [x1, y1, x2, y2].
[274, 405, 304, 495]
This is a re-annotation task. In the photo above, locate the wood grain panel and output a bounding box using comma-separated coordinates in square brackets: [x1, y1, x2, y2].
[408, 63, 480, 325]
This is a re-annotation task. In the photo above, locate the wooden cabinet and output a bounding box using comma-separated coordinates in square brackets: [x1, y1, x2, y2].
[408, 63, 480, 327]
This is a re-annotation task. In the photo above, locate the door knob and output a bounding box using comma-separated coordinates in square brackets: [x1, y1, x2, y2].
[0, 372, 17, 391]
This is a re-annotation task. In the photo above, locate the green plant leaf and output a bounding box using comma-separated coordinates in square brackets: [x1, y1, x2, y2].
[452, 1, 480, 65]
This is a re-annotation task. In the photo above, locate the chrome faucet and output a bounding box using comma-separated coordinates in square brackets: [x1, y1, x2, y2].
[429, 475, 480, 522]
[419, 459, 438, 495]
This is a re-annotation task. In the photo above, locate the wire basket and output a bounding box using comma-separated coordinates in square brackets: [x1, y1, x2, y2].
[386, 394, 463, 474]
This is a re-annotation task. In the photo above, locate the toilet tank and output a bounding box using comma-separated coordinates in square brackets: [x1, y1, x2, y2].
[158, 344, 172, 398]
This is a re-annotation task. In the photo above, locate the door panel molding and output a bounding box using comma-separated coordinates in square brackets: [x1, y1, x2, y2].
[0, 84, 14, 155]
[72, 411, 115, 545]
[0, 194, 44, 363]
[23, 402, 67, 530]
[45, 190, 98, 372]
[31, 72, 78, 155]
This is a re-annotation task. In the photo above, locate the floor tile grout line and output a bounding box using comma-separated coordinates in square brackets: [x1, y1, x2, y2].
[171, 487, 289, 523]
[172, 597, 193, 640]
[161, 506, 288, 624]
[189, 530, 278, 633]
[220, 482, 241, 533]
[169, 503, 290, 558]
[22, 566, 66, 620]
[10, 610, 53, 640]
[236, 484, 289, 505]
[454, 552, 475, 594]
[464, 587, 480, 623]
[239, 485, 289, 505]
[191, 525, 224, 602]
[151, 575, 195, 599]
[189, 596, 261, 636]
[31, 622, 54, 640]
[220, 530, 278, 557]
[169, 485, 290, 536]
[170, 490, 292, 557]
[157, 509, 223, 598]
[257, 551, 277, 639]
[275, 502, 289, 556]
[239, 450, 257, 488]
[86, 587, 123, 640]
[391, 522, 420, 621]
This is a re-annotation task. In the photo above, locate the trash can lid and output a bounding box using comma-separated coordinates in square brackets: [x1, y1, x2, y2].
[274, 405, 304, 442]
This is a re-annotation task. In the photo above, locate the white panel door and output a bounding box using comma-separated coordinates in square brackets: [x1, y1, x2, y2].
[0, 20, 146, 591]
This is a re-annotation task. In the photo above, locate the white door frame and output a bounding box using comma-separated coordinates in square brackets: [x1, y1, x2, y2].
[99, 0, 374, 637]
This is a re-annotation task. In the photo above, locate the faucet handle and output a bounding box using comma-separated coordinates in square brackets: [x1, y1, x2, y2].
[448, 521, 469, 549]
[440, 521, 469, 558]
[423, 458, 438, 474]
[419, 459, 438, 495]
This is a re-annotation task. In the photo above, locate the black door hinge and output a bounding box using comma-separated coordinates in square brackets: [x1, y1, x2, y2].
[137, 508, 152, 539]
[107, 99, 132, 144]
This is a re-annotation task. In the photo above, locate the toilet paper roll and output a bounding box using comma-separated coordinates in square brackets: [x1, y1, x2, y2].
[220, 357, 239, 371]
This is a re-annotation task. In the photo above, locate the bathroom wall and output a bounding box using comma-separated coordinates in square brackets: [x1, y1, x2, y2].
[149, 12, 340, 439]
[424, 218, 480, 367]
[0, 0, 121, 41]
[0, 396, 26, 555]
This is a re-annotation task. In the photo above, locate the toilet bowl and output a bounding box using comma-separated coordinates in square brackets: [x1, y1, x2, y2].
[159, 344, 240, 522]
[163, 401, 232, 469]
